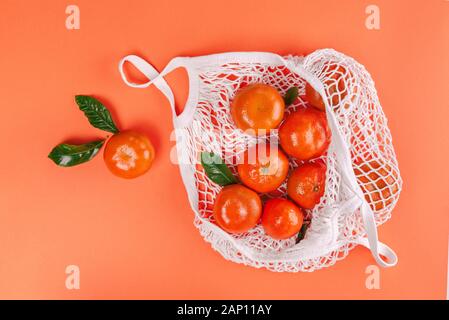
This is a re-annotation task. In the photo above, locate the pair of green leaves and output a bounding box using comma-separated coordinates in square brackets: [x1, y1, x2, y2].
[48, 96, 119, 167]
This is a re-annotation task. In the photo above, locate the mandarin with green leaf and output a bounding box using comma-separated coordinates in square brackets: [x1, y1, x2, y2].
[103, 131, 155, 179]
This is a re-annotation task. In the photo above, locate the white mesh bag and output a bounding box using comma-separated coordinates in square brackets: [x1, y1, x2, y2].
[119, 49, 402, 272]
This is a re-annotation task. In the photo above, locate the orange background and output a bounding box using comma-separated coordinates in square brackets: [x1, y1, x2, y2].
[0, 0, 448, 299]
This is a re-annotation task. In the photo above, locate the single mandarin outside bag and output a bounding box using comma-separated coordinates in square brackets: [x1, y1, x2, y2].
[119, 49, 402, 272]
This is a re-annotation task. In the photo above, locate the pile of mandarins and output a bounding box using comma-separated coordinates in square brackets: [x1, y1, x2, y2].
[205, 67, 393, 241]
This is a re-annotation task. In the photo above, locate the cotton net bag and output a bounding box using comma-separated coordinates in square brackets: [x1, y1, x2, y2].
[119, 49, 402, 272]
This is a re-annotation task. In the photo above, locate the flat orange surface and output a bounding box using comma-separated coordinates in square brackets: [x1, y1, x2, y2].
[0, 0, 448, 299]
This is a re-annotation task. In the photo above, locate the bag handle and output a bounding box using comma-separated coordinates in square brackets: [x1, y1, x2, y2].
[356, 203, 398, 267]
[118, 55, 196, 126]
[298, 66, 397, 267]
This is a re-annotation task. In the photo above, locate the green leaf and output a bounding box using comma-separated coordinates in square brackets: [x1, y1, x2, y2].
[75, 95, 119, 134]
[48, 140, 105, 167]
[284, 87, 299, 106]
[200, 152, 237, 186]
[296, 220, 311, 244]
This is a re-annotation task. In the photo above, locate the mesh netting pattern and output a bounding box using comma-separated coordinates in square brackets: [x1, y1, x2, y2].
[178, 49, 402, 272]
